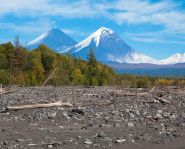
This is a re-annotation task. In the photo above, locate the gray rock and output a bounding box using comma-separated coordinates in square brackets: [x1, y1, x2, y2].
[48, 111, 57, 119]
[2, 141, 8, 145]
[163, 112, 171, 118]
[135, 110, 140, 116]
[127, 122, 135, 127]
[96, 132, 106, 138]
[115, 139, 126, 143]
[157, 110, 163, 114]
[62, 111, 70, 119]
[156, 113, 163, 118]
[129, 113, 135, 118]
[48, 144, 53, 148]
[170, 115, 176, 120]
[84, 139, 93, 145]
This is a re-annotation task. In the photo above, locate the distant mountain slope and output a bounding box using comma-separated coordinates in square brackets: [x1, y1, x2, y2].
[68, 27, 155, 63]
[27, 28, 77, 53]
[158, 53, 185, 65]
[107, 62, 185, 77]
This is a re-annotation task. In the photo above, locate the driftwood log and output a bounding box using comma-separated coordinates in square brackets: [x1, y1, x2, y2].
[0, 89, 15, 95]
[5, 101, 73, 111]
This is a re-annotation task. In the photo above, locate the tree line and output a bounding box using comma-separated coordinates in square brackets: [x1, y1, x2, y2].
[0, 41, 115, 86]
[0, 41, 185, 87]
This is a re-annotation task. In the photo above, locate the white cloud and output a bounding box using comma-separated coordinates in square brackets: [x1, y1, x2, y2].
[106, 0, 184, 29]
[1, 0, 185, 36]
[0, 0, 105, 18]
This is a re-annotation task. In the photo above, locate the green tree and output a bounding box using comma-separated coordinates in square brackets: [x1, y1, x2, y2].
[25, 51, 45, 85]
[36, 44, 57, 74]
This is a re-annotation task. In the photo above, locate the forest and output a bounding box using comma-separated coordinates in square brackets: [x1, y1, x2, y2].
[0, 40, 185, 87]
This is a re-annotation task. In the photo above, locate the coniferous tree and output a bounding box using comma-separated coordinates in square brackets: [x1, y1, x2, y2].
[87, 47, 97, 66]
[86, 48, 98, 86]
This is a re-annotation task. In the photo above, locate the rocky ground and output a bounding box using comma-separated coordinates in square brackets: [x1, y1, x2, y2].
[0, 86, 185, 149]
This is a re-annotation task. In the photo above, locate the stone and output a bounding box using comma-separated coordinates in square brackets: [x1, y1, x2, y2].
[156, 113, 163, 118]
[84, 139, 93, 145]
[113, 123, 120, 127]
[170, 115, 176, 120]
[96, 132, 106, 138]
[135, 110, 140, 116]
[127, 122, 135, 127]
[62, 111, 70, 119]
[2, 141, 8, 145]
[157, 110, 163, 114]
[48, 144, 53, 148]
[115, 139, 126, 143]
[48, 111, 57, 119]
[71, 109, 85, 116]
[163, 112, 170, 118]
[15, 139, 24, 142]
[77, 136, 82, 139]
[95, 113, 101, 118]
[129, 113, 135, 118]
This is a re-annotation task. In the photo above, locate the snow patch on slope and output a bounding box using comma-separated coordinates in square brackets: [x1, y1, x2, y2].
[74, 27, 114, 52]
[108, 51, 157, 64]
[158, 53, 185, 65]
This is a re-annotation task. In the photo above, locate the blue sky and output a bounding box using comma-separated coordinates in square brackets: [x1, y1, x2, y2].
[0, 0, 185, 59]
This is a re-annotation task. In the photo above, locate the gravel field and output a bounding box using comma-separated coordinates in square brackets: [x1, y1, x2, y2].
[0, 86, 185, 149]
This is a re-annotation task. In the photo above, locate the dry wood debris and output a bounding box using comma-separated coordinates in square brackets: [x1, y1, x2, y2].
[5, 101, 73, 112]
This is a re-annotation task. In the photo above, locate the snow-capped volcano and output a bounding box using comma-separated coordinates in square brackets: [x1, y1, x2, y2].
[27, 27, 185, 65]
[27, 28, 77, 52]
[69, 27, 155, 63]
[158, 53, 185, 65]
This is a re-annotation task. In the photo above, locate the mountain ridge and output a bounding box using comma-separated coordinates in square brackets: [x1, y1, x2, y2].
[27, 27, 185, 65]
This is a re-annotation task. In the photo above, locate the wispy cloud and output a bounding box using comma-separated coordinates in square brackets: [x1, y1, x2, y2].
[130, 37, 163, 43]
[0, 19, 52, 34]
[126, 31, 185, 45]
[62, 28, 87, 37]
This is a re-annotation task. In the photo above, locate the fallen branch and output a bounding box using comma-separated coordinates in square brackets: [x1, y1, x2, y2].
[5, 101, 73, 111]
[0, 89, 15, 95]
[153, 96, 171, 104]
[110, 87, 156, 97]
[149, 86, 155, 93]
[136, 86, 156, 96]
[42, 68, 58, 86]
